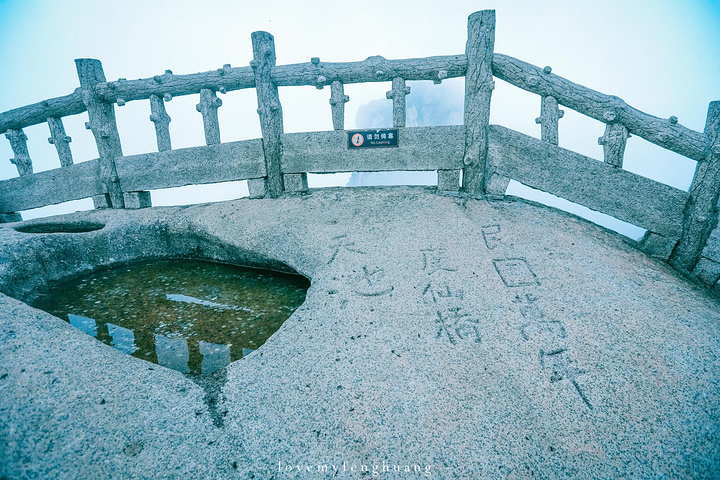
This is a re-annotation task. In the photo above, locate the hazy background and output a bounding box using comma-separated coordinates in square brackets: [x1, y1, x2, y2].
[1, 0, 719, 239]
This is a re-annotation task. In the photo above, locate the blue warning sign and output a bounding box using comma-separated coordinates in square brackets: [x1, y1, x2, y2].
[347, 129, 399, 149]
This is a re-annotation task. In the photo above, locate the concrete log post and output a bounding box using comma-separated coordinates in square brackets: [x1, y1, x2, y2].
[47, 118, 74, 167]
[598, 119, 629, 168]
[386, 77, 411, 128]
[252, 31, 295, 197]
[123, 191, 152, 209]
[149, 94, 171, 151]
[437, 169, 461, 193]
[247, 178, 267, 199]
[534, 94, 563, 145]
[329, 81, 349, 130]
[75, 58, 125, 209]
[462, 10, 495, 196]
[0, 212, 22, 223]
[92, 194, 111, 209]
[5, 129, 32, 176]
[671, 101, 720, 271]
[196, 89, 221, 145]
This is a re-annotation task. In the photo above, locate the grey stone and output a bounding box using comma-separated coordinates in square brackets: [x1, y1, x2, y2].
[75, 59, 125, 209]
[462, 10, 495, 195]
[386, 77, 411, 128]
[282, 173, 308, 194]
[247, 178, 267, 199]
[0, 212, 22, 223]
[47, 117, 74, 167]
[5, 129, 32, 176]
[123, 191, 152, 209]
[598, 123, 629, 168]
[281, 126, 464, 174]
[639, 231, 676, 260]
[491, 54, 707, 162]
[195, 88, 221, 146]
[252, 31, 284, 198]
[0, 159, 103, 214]
[92, 193, 111, 209]
[535, 95, 563, 145]
[484, 172, 510, 196]
[149, 94, 171, 152]
[0, 188, 719, 479]
[693, 256, 720, 286]
[701, 213, 720, 261]
[671, 101, 720, 271]
[329, 81, 349, 131]
[114, 140, 265, 193]
[437, 169, 460, 192]
[487, 125, 688, 238]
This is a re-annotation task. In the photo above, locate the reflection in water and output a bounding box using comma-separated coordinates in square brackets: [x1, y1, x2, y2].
[199, 341, 231, 375]
[155, 334, 191, 374]
[107, 323, 137, 355]
[68, 313, 97, 337]
[34, 260, 309, 375]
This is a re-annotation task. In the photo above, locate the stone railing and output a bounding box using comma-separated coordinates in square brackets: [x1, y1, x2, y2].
[1, 10, 718, 291]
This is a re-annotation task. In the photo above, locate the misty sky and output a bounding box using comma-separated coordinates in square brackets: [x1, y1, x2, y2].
[1, 0, 718, 238]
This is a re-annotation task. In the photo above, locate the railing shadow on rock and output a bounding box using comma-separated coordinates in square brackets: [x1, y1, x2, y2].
[0, 10, 718, 292]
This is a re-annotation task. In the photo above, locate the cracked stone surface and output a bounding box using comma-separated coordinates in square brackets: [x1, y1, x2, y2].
[0, 187, 718, 479]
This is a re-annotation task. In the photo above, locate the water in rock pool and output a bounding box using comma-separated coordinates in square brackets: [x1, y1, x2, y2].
[32, 259, 310, 375]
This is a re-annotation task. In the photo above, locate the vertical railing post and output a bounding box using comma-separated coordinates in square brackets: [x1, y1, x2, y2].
[149, 94, 172, 152]
[252, 32, 299, 197]
[5, 129, 33, 176]
[598, 111, 629, 168]
[75, 58, 125, 209]
[670, 101, 720, 272]
[329, 81, 349, 130]
[386, 77, 410, 128]
[47, 118, 74, 167]
[535, 94, 563, 145]
[196, 88, 222, 145]
[462, 10, 496, 196]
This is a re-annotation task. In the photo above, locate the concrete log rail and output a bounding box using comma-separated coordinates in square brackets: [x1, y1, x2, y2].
[462, 10, 495, 196]
[0, 10, 718, 292]
[75, 59, 125, 209]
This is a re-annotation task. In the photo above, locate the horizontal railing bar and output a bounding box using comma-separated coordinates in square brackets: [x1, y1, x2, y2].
[0, 90, 86, 134]
[115, 139, 266, 192]
[0, 53, 708, 164]
[487, 125, 689, 238]
[281, 126, 465, 174]
[491, 54, 709, 162]
[94, 66, 256, 104]
[0, 159, 103, 213]
[271, 54, 467, 87]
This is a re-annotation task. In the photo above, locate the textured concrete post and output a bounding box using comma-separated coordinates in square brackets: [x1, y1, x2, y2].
[598, 123, 629, 168]
[0, 212, 22, 223]
[252, 31, 287, 198]
[329, 81, 349, 130]
[535, 95, 563, 145]
[386, 77, 411, 128]
[462, 10, 495, 196]
[75, 58, 125, 209]
[671, 101, 720, 271]
[92, 194, 111, 209]
[149, 94, 171, 151]
[123, 191, 152, 209]
[5, 129, 32, 176]
[47, 118, 74, 167]
[247, 178, 267, 199]
[196, 89, 221, 145]
[437, 169, 460, 193]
